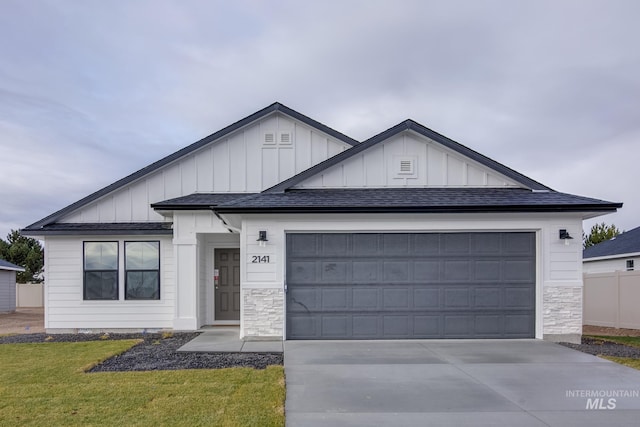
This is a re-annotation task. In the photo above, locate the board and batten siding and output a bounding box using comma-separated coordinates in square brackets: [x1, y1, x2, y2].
[240, 213, 585, 339]
[0, 271, 17, 312]
[60, 113, 350, 224]
[295, 131, 520, 189]
[44, 235, 174, 330]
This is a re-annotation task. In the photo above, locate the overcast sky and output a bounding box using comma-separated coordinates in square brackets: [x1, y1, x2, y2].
[1, 0, 639, 240]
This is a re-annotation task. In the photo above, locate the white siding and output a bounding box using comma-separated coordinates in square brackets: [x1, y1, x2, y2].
[60, 113, 351, 223]
[240, 212, 585, 339]
[583, 256, 640, 273]
[294, 131, 521, 189]
[44, 235, 175, 330]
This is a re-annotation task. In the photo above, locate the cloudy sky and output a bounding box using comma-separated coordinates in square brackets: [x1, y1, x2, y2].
[1, 0, 638, 240]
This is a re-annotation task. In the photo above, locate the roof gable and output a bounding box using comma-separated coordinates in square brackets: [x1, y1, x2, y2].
[24, 103, 358, 230]
[265, 120, 550, 193]
[583, 226, 640, 259]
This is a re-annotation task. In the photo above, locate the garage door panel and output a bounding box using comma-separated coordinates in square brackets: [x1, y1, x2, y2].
[474, 287, 501, 307]
[352, 234, 380, 255]
[413, 288, 440, 308]
[383, 234, 410, 255]
[383, 288, 410, 308]
[444, 260, 471, 280]
[353, 315, 379, 337]
[321, 234, 349, 256]
[286, 233, 535, 339]
[289, 261, 317, 283]
[383, 261, 410, 281]
[322, 315, 349, 337]
[504, 287, 534, 308]
[414, 315, 441, 336]
[321, 261, 348, 282]
[353, 261, 379, 282]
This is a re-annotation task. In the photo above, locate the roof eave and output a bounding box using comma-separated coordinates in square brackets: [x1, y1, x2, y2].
[213, 204, 621, 214]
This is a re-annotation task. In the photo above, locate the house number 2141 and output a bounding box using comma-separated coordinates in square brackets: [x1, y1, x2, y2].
[251, 255, 270, 263]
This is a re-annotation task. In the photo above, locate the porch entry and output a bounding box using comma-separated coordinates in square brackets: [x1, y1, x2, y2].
[214, 248, 240, 321]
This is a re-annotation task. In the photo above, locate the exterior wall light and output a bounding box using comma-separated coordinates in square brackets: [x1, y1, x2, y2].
[559, 229, 573, 246]
[257, 230, 268, 247]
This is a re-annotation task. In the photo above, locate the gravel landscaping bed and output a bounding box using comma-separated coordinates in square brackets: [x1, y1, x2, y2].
[560, 337, 640, 358]
[0, 332, 283, 371]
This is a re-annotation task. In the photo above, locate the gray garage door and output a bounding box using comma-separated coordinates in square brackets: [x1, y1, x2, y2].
[286, 232, 535, 339]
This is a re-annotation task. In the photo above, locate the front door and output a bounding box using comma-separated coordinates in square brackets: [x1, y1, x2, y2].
[214, 249, 240, 321]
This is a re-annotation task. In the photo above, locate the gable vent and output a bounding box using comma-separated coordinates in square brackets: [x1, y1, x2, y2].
[394, 155, 417, 177]
[264, 132, 276, 145]
[279, 131, 293, 145]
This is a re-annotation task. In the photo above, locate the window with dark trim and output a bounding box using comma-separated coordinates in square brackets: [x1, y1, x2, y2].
[627, 260, 634, 271]
[84, 242, 119, 300]
[125, 241, 160, 300]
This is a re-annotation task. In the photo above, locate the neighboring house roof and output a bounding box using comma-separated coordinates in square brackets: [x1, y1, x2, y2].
[210, 188, 621, 214]
[22, 102, 358, 232]
[265, 119, 551, 193]
[0, 259, 25, 272]
[583, 226, 640, 260]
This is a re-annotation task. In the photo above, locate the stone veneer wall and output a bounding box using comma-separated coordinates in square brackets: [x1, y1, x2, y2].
[242, 288, 284, 339]
[543, 286, 582, 343]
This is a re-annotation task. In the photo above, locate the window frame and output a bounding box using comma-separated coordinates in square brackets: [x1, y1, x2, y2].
[83, 241, 119, 301]
[626, 259, 634, 271]
[124, 241, 161, 300]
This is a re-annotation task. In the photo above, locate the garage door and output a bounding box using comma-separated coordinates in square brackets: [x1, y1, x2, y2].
[286, 232, 535, 339]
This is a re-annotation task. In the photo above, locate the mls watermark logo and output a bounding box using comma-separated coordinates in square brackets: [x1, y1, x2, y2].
[566, 389, 640, 409]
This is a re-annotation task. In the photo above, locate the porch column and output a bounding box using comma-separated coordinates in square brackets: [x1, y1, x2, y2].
[173, 238, 199, 330]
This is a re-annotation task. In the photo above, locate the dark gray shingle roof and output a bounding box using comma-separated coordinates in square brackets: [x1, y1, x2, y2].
[583, 226, 640, 259]
[151, 193, 256, 210]
[209, 188, 621, 213]
[21, 222, 173, 236]
[0, 259, 25, 271]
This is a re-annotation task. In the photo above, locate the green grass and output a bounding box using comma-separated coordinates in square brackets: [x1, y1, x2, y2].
[0, 340, 285, 426]
[585, 335, 640, 348]
[584, 336, 640, 371]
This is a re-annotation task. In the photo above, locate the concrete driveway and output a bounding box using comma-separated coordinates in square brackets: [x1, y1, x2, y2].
[284, 340, 640, 426]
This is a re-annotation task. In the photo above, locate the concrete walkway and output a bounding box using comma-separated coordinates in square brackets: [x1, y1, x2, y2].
[285, 340, 640, 426]
[177, 327, 283, 353]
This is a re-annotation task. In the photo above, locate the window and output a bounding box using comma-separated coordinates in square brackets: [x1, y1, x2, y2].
[627, 260, 634, 271]
[125, 241, 160, 300]
[84, 242, 118, 300]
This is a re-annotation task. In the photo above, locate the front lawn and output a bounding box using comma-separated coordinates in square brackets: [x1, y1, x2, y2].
[0, 340, 285, 426]
[586, 335, 640, 348]
[585, 335, 640, 371]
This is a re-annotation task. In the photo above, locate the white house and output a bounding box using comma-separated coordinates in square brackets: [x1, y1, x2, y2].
[22, 102, 622, 343]
[583, 226, 640, 273]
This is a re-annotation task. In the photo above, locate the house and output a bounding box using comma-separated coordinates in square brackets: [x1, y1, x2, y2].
[22, 102, 622, 343]
[0, 259, 25, 313]
[583, 226, 640, 273]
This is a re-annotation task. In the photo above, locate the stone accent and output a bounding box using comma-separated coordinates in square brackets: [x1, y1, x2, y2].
[242, 288, 284, 339]
[543, 286, 582, 343]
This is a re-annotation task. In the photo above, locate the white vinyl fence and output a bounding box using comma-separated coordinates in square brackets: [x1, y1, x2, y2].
[15, 283, 44, 308]
[583, 271, 640, 329]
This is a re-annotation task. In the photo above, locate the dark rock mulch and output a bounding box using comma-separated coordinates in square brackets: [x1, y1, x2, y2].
[560, 337, 640, 358]
[0, 332, 283, 371]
